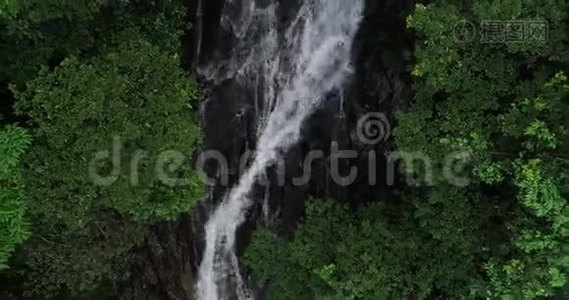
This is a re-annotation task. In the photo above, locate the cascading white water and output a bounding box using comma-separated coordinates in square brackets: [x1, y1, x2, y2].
[196, 1, 364, 299]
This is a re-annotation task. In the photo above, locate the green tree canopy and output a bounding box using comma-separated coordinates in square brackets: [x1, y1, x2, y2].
[0, 126, 31, 269]
[397, 1, 569, 297]
[10, 32, 203, 295]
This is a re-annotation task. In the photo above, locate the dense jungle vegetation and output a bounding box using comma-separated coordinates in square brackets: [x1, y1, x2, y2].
[0, 0, 568, 299]
[1, 0, 204, 298]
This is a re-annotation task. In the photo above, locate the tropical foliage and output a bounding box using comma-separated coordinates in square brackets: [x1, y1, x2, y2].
[0, 126, 31, 269]
[0, 0, 204, 297]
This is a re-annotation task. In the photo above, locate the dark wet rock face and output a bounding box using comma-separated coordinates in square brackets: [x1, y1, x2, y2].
[118, 0, 414, 299]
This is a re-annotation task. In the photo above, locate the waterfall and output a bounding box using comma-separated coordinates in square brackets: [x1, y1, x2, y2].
[196, 0, 364, 299]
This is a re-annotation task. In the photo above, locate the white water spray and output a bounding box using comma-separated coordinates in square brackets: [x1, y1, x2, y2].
[197, 1, 364, 299]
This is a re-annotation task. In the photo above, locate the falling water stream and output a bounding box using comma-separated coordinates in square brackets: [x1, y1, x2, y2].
[196, 1, 364, 299]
